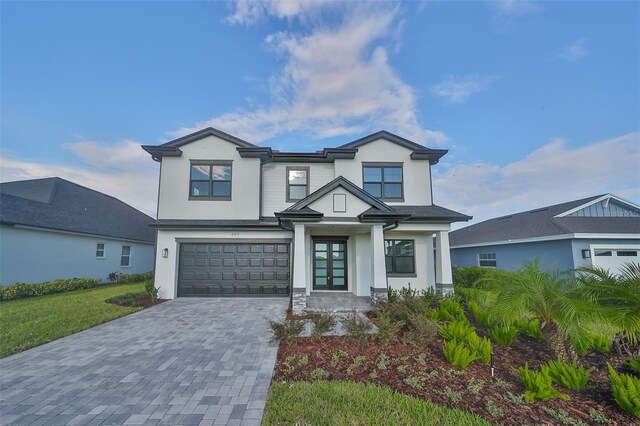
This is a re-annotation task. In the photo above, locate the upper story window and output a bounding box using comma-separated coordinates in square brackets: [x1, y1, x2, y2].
[287, 167, 310, 202]
[478, 252, 497, 268]
[96, 243, 105, 258]
[190, 161, 232, 200]
[363, 163, 403, 200]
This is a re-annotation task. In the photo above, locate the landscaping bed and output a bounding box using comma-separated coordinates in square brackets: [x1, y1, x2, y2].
[273, 331, 635, 425]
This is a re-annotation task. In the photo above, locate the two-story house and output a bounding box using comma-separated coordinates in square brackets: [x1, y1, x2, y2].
[142, 128, 471, 312]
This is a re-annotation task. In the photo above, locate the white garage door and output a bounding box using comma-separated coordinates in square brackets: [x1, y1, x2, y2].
[592, 247, 640, 275]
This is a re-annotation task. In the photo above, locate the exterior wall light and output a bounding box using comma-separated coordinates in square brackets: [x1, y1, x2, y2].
[581, 249, 591, 259]
[162, 248, 169, 258]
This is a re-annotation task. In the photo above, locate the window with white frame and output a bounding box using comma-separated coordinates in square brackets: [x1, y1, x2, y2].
[478, 252, 496, 268]
[120, 245, 131, 267]
[96, 243, 105, 258]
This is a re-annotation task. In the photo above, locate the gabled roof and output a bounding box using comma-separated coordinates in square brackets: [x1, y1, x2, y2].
[275, 176, 471, 224]
[282, 176, 395, 212]
[336, 130, 448, 164]
[0, 178, 155, 243]
[449, 194, 640, 247]
[142, 127, 257, 161]
[142, 127, 447, 164]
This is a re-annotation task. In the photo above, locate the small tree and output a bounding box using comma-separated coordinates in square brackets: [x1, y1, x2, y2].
[144, 278, 159, 303]
[488, 260, 589, 362]
[576, 262, 640, 356]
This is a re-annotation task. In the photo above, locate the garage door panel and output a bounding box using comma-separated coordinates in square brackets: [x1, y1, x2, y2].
[592, 247, 640, 275]
[178, 242, 291, 297]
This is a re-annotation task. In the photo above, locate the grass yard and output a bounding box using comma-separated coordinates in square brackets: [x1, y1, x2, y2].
[263, 381, 491, 426]
[0, 282, 145, 358]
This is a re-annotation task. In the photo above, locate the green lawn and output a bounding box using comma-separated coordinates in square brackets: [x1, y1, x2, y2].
[263, 381, 491, 426]
[0, 282, 146, 358]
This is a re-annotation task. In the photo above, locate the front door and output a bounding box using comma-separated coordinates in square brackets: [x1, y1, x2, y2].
[313, 239, 348, 290]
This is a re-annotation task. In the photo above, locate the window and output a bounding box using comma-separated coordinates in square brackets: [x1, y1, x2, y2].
[478, 253, 497, 268]
[617, 250, 638, 257]
[385, 240, 415, 275]
[594, 250, 613, 257]
[363, 164, 403, 200]
[286, 167, 309, 202]
[189, 161, 232, 199]
[120, 246, 131, 267]
[96, 243, 105, 258]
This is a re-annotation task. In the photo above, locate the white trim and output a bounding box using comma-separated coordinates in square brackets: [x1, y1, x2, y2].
[555, 193, 640, 217]
[450, 233, 640, 249]
[96, 242, 106, 259]
[120, 245, 132, 267]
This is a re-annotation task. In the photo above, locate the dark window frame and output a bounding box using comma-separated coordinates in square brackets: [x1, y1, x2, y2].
[478, 252, 497, 268]
[189, 160, 233, 201]
[286, 166, 310, 202]
[120, 245, 131, 267]
[362, 162, 404, 201]
[385, 239, 416, 277]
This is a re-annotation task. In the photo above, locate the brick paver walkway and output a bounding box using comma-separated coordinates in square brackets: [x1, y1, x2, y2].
[0, 298, 288, 425]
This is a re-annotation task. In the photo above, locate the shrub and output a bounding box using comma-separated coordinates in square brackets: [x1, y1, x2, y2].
[309, 312, 336, 337]
[627, 356, 640, 374]
[310, 368, 326, 380]
[440, 319, 475, 342]
[402, 314, 440, 347]
[387, 287, 400, 303]
[373, 313, 403, 346]
[436, 299, 465, 322]
[419, 287, 444, 308]
[108, 272, 120, 283]
[443, 340, 480, 370]
[589, 334, 613, 353]
[342, 312, 373, 345]
[118, 271, 153, 283]
[608, 363, 640, 418]
[465, 333, 492, 363]
[518, 319, 544, 339]
[144, 278, 159, 303]
[468, 301, 492, 328]
[0, 278, 100, 301]
[268, 319, 304, 342]
[490, 324, 519, 346]
[105, 291, 148, 307]
[572, 336, 591, 357]
[452, 266, 493, 288]
[543, 360, 595, 390]
[517, 362, 568, 403]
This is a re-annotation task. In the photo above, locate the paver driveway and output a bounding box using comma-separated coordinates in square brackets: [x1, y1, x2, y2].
[0, 298, 288, 426]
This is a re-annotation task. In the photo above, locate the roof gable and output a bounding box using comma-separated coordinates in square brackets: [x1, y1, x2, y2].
[283, 176, 394, 213]
[337, 130, 448, 164]
[450, 193, 640, 247]
[556, 194, 640, 218]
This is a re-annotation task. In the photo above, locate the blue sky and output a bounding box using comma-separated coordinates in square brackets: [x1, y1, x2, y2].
[1, 0, 639, 222]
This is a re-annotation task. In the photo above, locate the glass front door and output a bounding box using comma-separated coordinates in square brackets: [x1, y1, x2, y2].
[313, 239, 348, 290]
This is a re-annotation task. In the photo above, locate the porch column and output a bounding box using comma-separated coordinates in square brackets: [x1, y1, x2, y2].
[292, 223, 307, 313]
[426, 234, 436, 290]
[435, 231, 454, 295]
[370, 224, 388, 304]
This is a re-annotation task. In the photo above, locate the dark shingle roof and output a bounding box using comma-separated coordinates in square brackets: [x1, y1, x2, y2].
[449, 195, 640, 247]
[0, 178, 155, 243]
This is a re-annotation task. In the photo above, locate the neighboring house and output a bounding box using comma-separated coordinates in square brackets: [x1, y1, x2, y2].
[0, 177, 155, 285]
[449, 194, 640, 274]
[142, 127, 471, 312]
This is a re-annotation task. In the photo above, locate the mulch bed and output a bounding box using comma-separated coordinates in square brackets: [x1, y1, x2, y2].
[273, 314, 638, 425]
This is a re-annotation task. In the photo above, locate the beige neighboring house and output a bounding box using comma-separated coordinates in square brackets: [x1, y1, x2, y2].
[142, 128, 471, 312]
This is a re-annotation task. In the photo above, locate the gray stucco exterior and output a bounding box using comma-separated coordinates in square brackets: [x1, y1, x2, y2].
[0, 226, 154, 285]
[451, 237, 640, 273]
[451, 239, 574, 272]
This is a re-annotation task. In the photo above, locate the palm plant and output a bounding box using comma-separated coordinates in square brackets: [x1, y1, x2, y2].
[488, 260, 589, 362]
[576, 262, 640, 356]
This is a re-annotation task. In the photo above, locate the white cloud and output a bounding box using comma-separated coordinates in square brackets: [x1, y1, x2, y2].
[431, 75, 496, 104]
[491, 0, 541, 17]
[0, 141, 158, 217]
[559, 39, 589, 62]
[226, 0, 337, 25]
[433, 132, 640, 227]
[175, 1, 446, 147]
